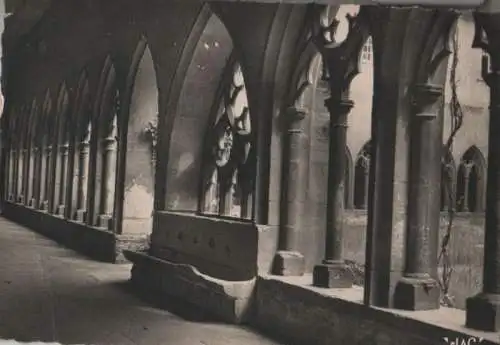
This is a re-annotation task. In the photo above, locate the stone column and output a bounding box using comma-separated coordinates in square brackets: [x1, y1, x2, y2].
[466, 12, 500, 332]
[273, 106, 307, 276]
[75, 138, 90, 222]
[41, 145, 52, 211]
[30, 147, 40, 207]
[16, 148, 24, 203]
[362, 159, 370, 209]
[393, 83, 443, 310]
[56, 143, 69, 216]
[8, 149, 15, 201]
[313, 98, 355, 288]
[311, 7, 369, 288]
[97, 132, 117, 229]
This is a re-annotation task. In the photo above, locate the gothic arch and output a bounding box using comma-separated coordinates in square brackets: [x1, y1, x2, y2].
[66, 70, 92, 221]
[456, 145, 486, 212]
[162, 12, 234, 213]
[354, 140, 371, 210]
[86, 56, 118, 229]
[114, 38, 159, 236]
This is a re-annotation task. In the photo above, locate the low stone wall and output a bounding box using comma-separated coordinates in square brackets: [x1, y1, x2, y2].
[1, 202, 148, 263]
[252, 275, 498, 345]
[342, 210, 484, 309]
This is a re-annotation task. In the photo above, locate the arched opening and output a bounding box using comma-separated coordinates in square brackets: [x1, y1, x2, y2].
[118, 40, 158, 236]
[354, 141, 371, 210]
[198, 60, 253, 219]
[70, 72, 92, 222]
[39, 91, 53, 211]
[86, 56, 118, 230]
[163, 12, 234, 213]
[456, 146, 485, 212]
[52, 83, 70, 216]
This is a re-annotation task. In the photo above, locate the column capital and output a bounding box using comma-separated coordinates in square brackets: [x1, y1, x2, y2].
[285, 106, 307, 123]
[412, 83, 444, 119]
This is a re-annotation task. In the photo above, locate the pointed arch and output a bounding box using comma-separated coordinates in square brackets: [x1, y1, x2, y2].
[69, 69, 92, 221]
[86, 55, 118, 229]
[114, 37, 159, 236]
[456, 145, 485, 212]
[354, 140, 371, 210]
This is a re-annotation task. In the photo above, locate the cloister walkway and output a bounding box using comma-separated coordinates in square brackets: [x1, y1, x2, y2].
[0, 217, 282, 345]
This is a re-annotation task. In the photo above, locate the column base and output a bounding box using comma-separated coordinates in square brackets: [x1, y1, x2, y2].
[393, 276, 440, 310]
[74, 209, 87, 223]
[17, 195, 24, 204]
[313, 260, 353, 288]
[28, 198, 36, 208]
[466, 292, 500, 332]
[272, 251, 305, 276]
[56, 205, 65, 217]
[7, 194, 13, 202]
[97, 214, 113, 230]
[39, 200, 49, 212]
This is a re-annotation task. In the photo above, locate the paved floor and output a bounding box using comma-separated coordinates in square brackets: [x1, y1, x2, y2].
[0, 217, 282, 345]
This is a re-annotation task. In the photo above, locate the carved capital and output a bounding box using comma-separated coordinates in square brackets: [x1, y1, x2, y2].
[325, 98, 354, 118]
[412, 83, 443, 119]
[286, 106, 307, 123]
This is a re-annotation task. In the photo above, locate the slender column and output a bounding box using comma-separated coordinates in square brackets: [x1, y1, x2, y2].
[7, 149, 14, 200]
[393, 83, 443, 310]
[311, 7, 369, 288]
[272, 106, 307, 276]
[313, 98, 355, 288]
[466, 12, 500, 331]
[75, 138, 90, 222]
[97, 132, 117, 229]
[26, 148, 35, 207]
[16, 148, 24, 203]
[56, 143, 69, 216]
[31, 147, 40, 207]
[41, 145, 52, 211]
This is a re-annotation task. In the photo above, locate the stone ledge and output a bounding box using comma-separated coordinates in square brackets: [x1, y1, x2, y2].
[252, 274, 500, 345]
[2, 202, 116, 262]
[123, 250, 256, 324]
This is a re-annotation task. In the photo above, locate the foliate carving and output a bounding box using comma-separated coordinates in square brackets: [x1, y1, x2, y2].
[312, 6, 370, 97]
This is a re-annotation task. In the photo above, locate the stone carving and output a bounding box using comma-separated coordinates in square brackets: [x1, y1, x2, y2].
[201, 63, 253, 218]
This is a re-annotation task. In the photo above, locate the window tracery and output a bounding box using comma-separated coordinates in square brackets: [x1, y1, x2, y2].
[200, 62, 254, 219]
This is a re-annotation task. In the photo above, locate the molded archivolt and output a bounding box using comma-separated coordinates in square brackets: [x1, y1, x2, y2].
[115, 38, 158, 236]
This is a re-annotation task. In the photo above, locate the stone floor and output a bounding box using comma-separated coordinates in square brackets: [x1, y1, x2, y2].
[0, 217, 282, 345]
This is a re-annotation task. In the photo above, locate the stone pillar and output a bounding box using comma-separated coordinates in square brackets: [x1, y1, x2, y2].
[16, 148, 24, 203]
[97, 132, 117, 229]
[75, 138, 90, 222]
[313, 98, 355, 288]
[311, 7, 369, 288]
[393, 83, 443, 310]
[272, 106, 307, 276]
[30, 147, 40, 207]
[362, 159, 370, 209]
[41, 145, 52, 211]
[8, 149, 15, 201]
[56, 143, 69, 216]
[466, 12, 500, 332]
